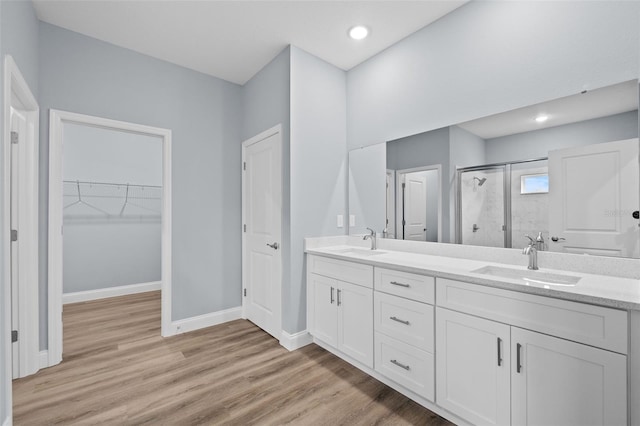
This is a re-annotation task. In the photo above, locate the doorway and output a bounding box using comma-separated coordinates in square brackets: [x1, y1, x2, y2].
[241, 125, 282, 341]
[3, 55, 39, 394]
[48, 110, 172, 367]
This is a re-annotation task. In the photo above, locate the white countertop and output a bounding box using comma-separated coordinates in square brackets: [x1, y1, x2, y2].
[305, 244, 640, 310]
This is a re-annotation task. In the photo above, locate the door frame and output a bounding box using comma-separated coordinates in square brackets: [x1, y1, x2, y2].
[3, 54, 39, 419]
[385, 169, 395, 238]
[48, 110, 172, 367]
[395, 165, 442, 242]
[241, 124, 282, 341]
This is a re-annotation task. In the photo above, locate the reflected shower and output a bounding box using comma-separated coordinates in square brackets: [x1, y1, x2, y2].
[473, 177, 487, 186]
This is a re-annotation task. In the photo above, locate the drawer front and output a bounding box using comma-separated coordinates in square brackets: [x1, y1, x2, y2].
[374, 292, 434, 352]
[375, 332, 434, 402]
[375, 268, 435, 303]
[437, 278, 628, 354]
[308, 255, 373, 288]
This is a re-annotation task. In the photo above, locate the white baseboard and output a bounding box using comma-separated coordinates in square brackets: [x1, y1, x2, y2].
[170, 307, 242, 336]
[38, 350, 49, 369]
[63, 281, 161, 304]
[280, 330, 313, 351]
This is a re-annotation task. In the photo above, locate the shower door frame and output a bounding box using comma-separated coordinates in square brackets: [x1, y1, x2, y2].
[456, 164, 510, 248]
[456, 157, 548, 248]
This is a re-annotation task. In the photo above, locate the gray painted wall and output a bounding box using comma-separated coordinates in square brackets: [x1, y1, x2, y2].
[347, 1, 639, 149]
[289, 46, 346, 333]
[39, 23, 243, 349]
[62, 123, 162, 293]
[348, 143, 386, 236]
[485, 111, 639, 164]
[387, 127, 451, 242]
[0, 0, 39, 420]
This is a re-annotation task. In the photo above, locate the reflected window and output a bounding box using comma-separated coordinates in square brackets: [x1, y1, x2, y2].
[520, 174, 549, 194]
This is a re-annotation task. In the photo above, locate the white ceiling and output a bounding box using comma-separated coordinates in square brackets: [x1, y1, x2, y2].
[458, 80, 639, 140]
[33, 0, 467, 85]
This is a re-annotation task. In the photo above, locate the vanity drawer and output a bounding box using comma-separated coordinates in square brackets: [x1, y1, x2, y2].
[375, 332, 434, 402]
[375, 268, 435, 304]
[374, 292, 434, 352]
[436, 278, 628, 354]
[308, 255, 373, 288]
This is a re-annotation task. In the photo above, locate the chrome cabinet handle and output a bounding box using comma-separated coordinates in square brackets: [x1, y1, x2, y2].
[517, 343, 523, 373]
[497, 337, 503, 366]
[390, 359, 410, 371]
[266, 242, 279, 250]
[337, 289, 341, 306]
[551, 236, 566, 242]
[390, 281, 410, 288]
[390, 316, 410, 325]
[330, 287, 334, 304]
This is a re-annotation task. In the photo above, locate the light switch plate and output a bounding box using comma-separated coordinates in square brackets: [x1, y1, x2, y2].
[337, 215, 344, 228]
[349, 215, 355, 227]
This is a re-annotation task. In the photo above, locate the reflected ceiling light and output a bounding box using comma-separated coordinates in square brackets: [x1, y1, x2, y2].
[535, 114, 549, 123]
[349, 25, 369, 40]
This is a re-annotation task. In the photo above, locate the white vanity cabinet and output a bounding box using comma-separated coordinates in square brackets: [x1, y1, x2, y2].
[373, 268, 436, 401]
[307, 255, 374, 368]
[511, 327, 626, 426]
[437, 278, 628, 426]
[436, 307, 511, 426]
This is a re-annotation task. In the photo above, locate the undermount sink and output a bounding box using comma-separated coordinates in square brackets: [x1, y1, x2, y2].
[331, 248, 387, 257]
[472, 265, 581, 286]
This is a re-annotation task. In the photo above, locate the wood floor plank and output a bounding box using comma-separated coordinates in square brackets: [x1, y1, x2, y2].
[13, 291, 453, 425]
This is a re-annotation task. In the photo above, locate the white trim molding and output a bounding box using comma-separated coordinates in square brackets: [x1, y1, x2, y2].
[279, 330, 313, 352]
[48, 110, 172, 367]
[38, 351, 49, 369]
[3, 56, 40, 425]
[62, 282, 162, 304]
[169, 307, 243, 336]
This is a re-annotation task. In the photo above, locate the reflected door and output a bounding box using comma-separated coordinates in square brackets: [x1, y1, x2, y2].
[548, 138, 640, 257]
[402, 172, 427, 241]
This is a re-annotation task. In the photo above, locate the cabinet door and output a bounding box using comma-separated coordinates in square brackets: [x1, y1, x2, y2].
[310, 274, 338, 347]
[436, 308, 511, 426]
[512, 327, 627, 426]
[338, 280, 374, 368]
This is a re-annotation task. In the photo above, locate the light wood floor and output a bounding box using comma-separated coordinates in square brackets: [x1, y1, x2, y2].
[13, 291, 453, 425]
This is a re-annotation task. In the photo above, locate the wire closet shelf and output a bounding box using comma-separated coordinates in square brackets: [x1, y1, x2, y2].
[63, 180, 162, 220]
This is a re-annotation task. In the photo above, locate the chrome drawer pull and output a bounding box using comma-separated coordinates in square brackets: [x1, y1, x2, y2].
[390, 359, 410, 371]
[390, 316, 410, 325]
[390, 281, 410, 288]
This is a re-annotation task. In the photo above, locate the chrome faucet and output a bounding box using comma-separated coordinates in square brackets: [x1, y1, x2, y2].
[363, 227, 377, 250]
[523, 235, 538, 270]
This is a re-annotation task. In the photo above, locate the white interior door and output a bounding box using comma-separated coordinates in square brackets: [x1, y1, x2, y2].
[10, 107, 25, 378]
[548, 138, 640, 257]
[243, 128, 282, 340]
[385, 170, 395, 238]
[402, 172, 427, 241]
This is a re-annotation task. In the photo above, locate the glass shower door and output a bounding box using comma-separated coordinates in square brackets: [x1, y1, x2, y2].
[459, 167, 506, 247]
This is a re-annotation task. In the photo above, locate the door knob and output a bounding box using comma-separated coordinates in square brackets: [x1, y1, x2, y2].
[266, 242, 279, 250]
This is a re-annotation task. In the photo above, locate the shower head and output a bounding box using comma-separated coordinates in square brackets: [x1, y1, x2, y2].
[474, 177, 487, 186]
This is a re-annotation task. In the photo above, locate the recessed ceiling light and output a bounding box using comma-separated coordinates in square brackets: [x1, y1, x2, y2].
[349, 25, 369, 40]
[535, 114, 549, 123]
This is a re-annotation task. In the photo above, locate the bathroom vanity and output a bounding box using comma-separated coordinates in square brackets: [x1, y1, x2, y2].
[305, 237, 640, 426]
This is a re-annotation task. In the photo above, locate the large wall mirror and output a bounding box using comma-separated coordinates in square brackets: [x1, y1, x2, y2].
[349, 79, 640, 258]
